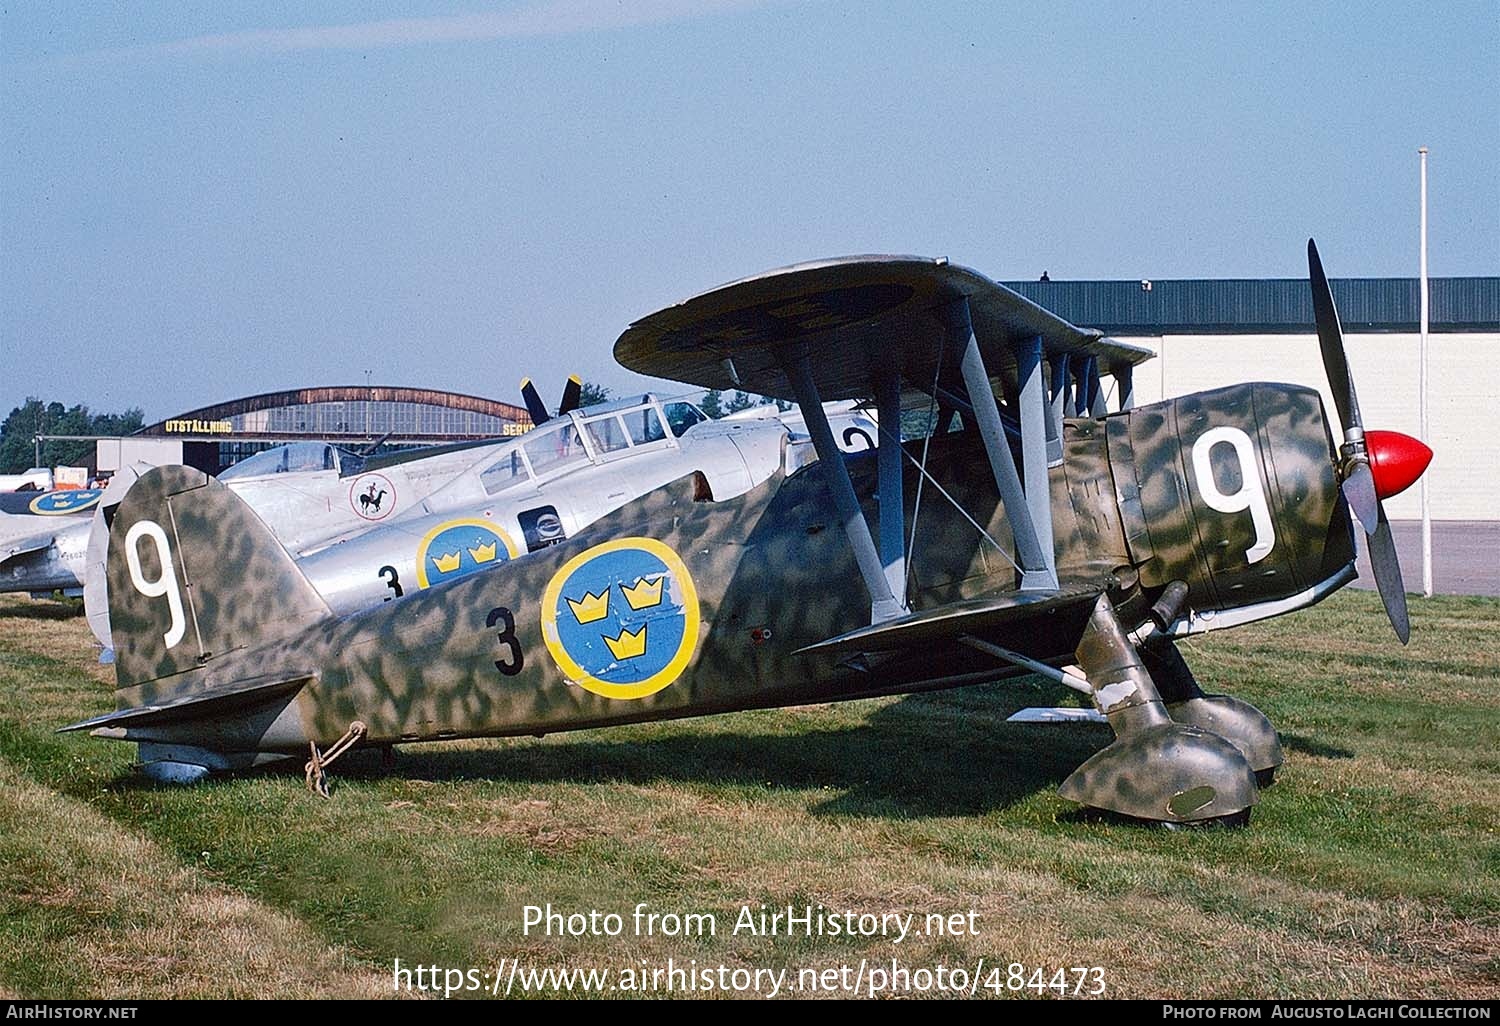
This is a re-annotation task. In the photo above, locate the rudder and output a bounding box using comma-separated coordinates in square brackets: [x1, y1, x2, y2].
[107, 466, 330, 690]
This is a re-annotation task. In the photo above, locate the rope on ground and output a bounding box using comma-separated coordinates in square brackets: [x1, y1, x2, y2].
[304, 720, 367, 798]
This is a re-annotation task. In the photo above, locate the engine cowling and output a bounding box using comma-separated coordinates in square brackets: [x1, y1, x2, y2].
[1106, 382, 1356, 615]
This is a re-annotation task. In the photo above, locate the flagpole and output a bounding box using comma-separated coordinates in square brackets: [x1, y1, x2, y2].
[1419, 146, 1433, 599]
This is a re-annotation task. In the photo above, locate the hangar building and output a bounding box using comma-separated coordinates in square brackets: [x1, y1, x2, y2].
[97, 385, 531, 477]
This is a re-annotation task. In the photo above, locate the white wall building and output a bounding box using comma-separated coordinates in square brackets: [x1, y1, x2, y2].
[1005, 277, 1499, 521]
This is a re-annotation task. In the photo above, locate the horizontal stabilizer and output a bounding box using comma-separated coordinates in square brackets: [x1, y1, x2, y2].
[795, 586, 1103, 659]
[58, 671, 313, 734]
[1007, 707, 1107, 724]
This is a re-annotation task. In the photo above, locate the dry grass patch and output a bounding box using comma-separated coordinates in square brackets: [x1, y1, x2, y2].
[0, 757, 395, 998]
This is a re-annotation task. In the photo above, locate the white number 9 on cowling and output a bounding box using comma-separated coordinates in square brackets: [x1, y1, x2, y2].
[1190, 426, 1276, 565]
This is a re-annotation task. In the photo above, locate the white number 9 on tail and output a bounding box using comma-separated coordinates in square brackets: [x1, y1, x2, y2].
[124, 519, 187, 649]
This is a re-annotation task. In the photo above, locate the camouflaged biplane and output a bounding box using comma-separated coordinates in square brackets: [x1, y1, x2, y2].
[62, 241, 1431, 826]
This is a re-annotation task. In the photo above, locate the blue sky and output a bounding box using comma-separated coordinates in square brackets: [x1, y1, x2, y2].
[3, 1, 1496, 420]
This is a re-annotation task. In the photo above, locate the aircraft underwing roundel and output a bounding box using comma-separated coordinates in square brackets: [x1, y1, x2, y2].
[30, 489, 103, 515]
[541, 537, 700, 700]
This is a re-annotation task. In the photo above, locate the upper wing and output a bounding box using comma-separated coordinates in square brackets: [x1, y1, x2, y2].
[614, 256, 1151, 400]
[618, 256, 1146, 623]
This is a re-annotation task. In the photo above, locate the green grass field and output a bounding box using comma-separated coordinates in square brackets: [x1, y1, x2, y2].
[1, 590, 1495, 999]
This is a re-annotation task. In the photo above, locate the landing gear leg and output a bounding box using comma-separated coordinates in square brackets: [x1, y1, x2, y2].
[1058, 596, 1258, 824]
[1141, 640, 1284, 788]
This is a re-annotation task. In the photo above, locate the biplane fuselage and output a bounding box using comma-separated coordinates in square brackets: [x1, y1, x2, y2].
[70, 249, 1423, 826]
[85, 381, 1347, 766]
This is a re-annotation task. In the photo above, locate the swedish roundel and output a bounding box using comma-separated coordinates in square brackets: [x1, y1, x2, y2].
[30, 489, 103, 516]
[541, 537, 700, 701]
[414, 518, 517, 589]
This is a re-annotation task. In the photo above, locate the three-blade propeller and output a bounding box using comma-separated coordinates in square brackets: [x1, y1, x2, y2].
[1308, 238, 1429, 644]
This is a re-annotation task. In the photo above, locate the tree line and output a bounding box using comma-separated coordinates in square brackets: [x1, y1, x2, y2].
[697, 389, 791, 418]
[0, 399, 145, 474]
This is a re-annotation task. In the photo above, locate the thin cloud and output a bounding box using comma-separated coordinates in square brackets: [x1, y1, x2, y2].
[99, 0, 784, 60]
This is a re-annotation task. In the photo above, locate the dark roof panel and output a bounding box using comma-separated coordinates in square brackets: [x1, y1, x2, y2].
[1001, 278, 1499, 334]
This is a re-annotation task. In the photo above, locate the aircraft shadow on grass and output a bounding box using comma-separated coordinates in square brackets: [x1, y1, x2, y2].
[104, 685, 1112, 820]
[1279, 733, 1355, 760]
[365, 695, 1111, 819]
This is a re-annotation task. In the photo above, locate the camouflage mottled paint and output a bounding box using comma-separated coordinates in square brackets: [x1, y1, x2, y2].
[1141, 638, 1284, 777]
[1056, 723, 1258, 822]
[1046, 592, 1261, 823]
[76, 380, 1357, 822]
[1108, 383, 1353, 612]
[106, 466, 330, 698]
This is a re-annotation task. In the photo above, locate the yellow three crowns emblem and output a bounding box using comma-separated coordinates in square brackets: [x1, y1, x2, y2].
[603, 628, 647, 660]
[414, 519, 518, 589]
[564, 575, 664, 630]
[540, 538, 701, 701]
[622, 576, 663, 609]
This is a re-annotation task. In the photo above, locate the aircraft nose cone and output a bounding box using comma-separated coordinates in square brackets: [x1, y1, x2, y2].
[1366, 430, 1433, 500]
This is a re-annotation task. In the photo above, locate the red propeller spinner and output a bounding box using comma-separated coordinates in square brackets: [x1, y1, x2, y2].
[1365, 430, 1433, 500]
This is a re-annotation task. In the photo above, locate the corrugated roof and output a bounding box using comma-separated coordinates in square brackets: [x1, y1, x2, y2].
[134, 385, 532, 439]
[1000, 277, 1499, 333]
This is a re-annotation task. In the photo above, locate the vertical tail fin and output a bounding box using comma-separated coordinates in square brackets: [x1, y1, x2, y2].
[106, 466, 330, 690]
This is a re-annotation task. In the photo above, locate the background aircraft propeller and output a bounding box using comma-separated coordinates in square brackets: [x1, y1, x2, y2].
[520, 375, 584, 426]
[558, 375, 583, 417]
[1308, 238, 1431, 644]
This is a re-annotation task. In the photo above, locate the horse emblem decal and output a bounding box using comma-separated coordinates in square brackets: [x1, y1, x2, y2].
[348, 473, 396, 521]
